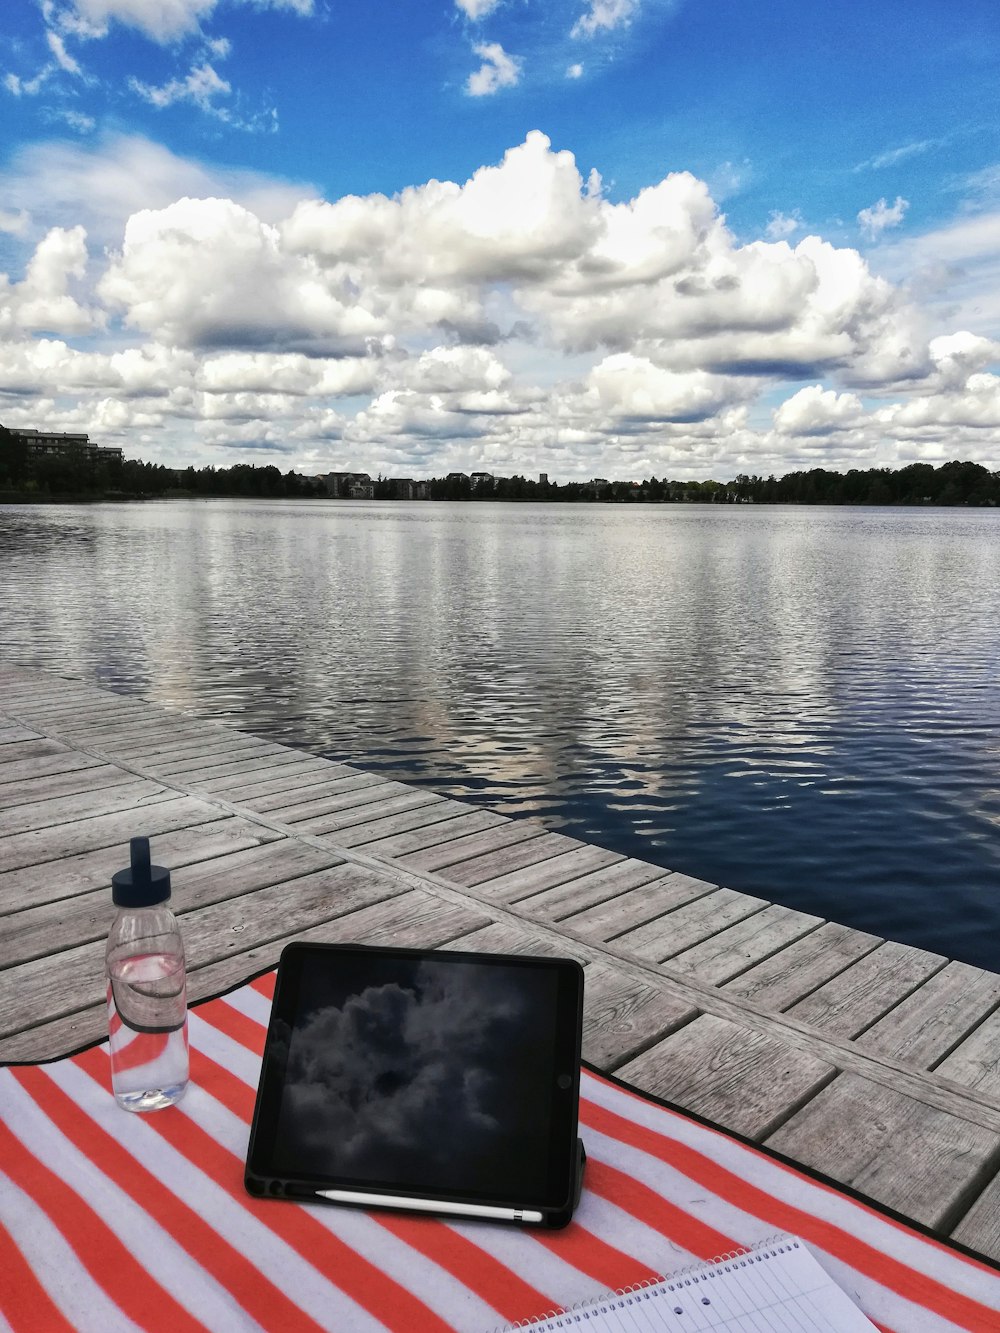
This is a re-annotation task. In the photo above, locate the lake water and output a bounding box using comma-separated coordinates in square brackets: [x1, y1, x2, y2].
[2, 499, 998, 969]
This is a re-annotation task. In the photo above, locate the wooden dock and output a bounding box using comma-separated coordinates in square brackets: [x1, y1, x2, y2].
[2, 661, 999, 1262]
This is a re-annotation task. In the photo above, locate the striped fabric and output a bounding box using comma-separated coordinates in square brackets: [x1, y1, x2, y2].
[2, 972, 999, 1333]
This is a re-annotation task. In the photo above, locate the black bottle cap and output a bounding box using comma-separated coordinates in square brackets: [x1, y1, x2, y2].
[112, 837, 171, 906]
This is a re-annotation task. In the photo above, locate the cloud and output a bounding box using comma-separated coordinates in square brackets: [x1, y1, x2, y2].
[854, 138, 943, 172]
[572, 0, 640, 38]
[129, 61, 231, 114]
[454, 0, 502, 17]
[46, 0, 314, 44]
[0, 226, 97, 337]
[466, 41, 522, 95]
[765, 210, 801, 241]
[857, 195, 909, 239]
[566, 62, 584, 78]
[1, 130, 995, 479]
[45, 30, 83, 76]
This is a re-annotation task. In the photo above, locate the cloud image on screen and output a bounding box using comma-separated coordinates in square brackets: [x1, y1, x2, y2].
[273, 957, 556, 1195]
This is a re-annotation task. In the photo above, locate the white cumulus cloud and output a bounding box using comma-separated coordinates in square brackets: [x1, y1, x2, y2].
[466, 42, 522, 96]
[572, 0, 639, 38]
[857, 195, 909, 239]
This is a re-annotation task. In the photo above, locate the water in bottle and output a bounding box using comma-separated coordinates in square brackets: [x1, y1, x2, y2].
[106, 837, 190, 1111]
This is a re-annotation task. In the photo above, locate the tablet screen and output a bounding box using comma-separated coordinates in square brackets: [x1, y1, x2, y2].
[247, 944, 583, 1213]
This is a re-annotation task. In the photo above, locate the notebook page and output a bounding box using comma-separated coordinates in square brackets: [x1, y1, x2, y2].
[516, 1239, 877, 1331]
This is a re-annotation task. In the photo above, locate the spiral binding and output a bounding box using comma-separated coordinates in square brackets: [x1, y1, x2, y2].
[494, 1234, 798, 1331]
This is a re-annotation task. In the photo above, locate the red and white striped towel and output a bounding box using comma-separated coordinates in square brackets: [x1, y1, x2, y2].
[2, 970, 998, 1332]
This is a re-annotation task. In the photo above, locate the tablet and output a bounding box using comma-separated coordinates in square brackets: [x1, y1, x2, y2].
[245, 942, 586, 1228]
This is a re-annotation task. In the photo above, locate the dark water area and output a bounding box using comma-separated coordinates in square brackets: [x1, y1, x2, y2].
[2, 499, 998, 969]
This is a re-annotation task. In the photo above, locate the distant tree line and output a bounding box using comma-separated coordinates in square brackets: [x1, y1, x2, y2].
[430, 460, 999, 506]
[1, 424, 996, 506]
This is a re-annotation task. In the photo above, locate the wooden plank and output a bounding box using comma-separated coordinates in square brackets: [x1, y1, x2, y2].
[2, 839, 345, 967]
[950, 1171, 1000, 1262]
[434, 832, 589, 888]
[0, 725, 42, 745]
[153, 742, 295, 778]
[616, 887, 770, 965]
[0, 749, 104, 787]
[857, 961, 1000, 1070]
[668, 904, 824, 987]
[397, 820, 544, 873]
[0, 795, 227, 873]
[519, 859, 671, 923]
[0, 778, 174, 838]
[786, 940, 948, 1039]
[294, 790, 444, 837]
[333, 799, 482, 849]
[441, 920, 590, 960]
[580, 964, 698, 1070]
[257, 775, 400, 822]
[285, 890, 490, 954]
[472, 845, 624, 905]
[766, 1073, 1000, 1230]
[935, 1010, 1000, 1099]
[203, 760, 357, 800]
[0, 816, 282, 914]
[721, 921, 882, 1010]
[0, 738, 74, 765]
[0, 763, 145, 811]
[360, 808, 509, 859]
[616, 1013, 835, 1139]
[0, 861, 410, 1041]
[559, 872, 717, 943]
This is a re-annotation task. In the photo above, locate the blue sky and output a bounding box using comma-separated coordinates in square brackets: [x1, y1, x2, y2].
[1, 0, 998, 480]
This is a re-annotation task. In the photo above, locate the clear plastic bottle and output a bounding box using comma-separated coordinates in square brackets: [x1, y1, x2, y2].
[106, 837, 189, 1112]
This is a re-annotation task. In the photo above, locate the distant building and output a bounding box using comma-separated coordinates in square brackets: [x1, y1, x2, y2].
[470, 471, 493, 490]
[4, 427, 123, 464]
[316, 470, 372, 498]
[388, 477, 430, 500]
[539, 472, 549, 486]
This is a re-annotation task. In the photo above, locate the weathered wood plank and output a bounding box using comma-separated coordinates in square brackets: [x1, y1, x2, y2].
[397, 819, 545, 873]
[786, 940, 948, 1039]
[935, 1010, 1000, 1099]
[559, 872, 717, 943]
[766, 1073, 1000, 1230]
[333, 799, 482, 849]
[721, 920, 882, 1010]
[0, 816, 282, 914]
[950, 1171, 1000, 1262]
[668, 904, 824, 987]
[107, 728, 259, 762]
[0, 778, 174, 839]
[519, 858, 671, 923]
[857, 961, 1000, 1070]
[435, 832, 589, 888]
[0, 795, 227, 873]
[580, 964, 697, 1070]
[616, 1013, 835, 1139]
[0, 725, 42, 745]
[153, 742, 296, 779]
[256, 774, 400, 822]
[472, 845, 624, 904]
[0, 861, 409, 1041]
[0, 738, 75, 766]
[294, 789, 444, 837]
[195, 757, 340, 797]
[0, 763, 145, 811]
[2, 839, 345, 967]
[617, 887, 770, 965]
[360, 808, 509, 859]
[214, 764, 365, 805]
[0, 749, 105, 788]
[441, 920, 590, 960]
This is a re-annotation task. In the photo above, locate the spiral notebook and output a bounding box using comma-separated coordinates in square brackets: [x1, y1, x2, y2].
[507, 1235, 877, 1330]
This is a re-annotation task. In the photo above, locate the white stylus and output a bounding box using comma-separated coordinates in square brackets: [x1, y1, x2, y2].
[315, 1188, 544, 1223]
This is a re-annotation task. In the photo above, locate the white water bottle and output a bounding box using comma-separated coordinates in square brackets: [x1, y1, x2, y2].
[106, 837, 190, 1112]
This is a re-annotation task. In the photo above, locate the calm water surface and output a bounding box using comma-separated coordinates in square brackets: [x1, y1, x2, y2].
[2, 500, 998, 968]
